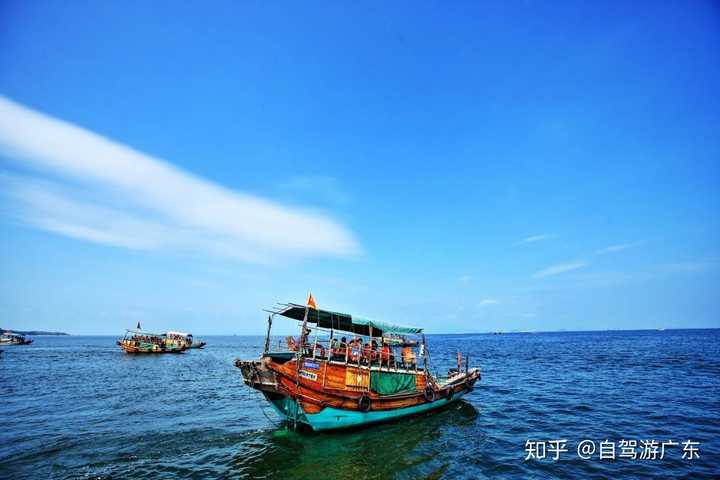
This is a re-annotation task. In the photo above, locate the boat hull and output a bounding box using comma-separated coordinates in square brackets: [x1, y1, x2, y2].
[117, 341, 185, 354]
[0, 339, 33, 345]
[265, 389, 468, 431]
[237, 355, 479, 432]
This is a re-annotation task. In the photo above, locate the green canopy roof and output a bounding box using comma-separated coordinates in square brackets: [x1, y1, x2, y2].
[274, 303, 423, 337]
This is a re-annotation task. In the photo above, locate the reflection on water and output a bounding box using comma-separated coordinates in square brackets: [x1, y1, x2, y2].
[228, 401, 480, 480]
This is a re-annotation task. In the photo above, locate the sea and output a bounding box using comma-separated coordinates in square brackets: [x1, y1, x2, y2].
[1, 329, 719, 479]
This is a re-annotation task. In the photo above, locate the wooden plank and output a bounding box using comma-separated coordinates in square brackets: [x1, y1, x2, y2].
[345, 366, 369, 389]
[415, 373, 427, 391]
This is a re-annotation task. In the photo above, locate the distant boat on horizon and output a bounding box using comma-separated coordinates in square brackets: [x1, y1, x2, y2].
[117, 328, 186, 354]
[0, 331, 33, 346]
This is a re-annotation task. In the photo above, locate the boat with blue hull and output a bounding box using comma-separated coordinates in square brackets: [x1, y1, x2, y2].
[265, 388, 471, 431]
[236, 295, 480, 432]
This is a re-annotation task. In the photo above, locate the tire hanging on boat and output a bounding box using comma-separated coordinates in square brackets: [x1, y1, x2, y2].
[424, 386, 435, 402]
[358, 394, 371, 412]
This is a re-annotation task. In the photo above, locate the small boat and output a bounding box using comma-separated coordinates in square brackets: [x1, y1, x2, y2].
[0, 331, 33, 345]
[117, 329, 186, 354]
[166, 331, 206, 349]
[235, 296, 481, 432]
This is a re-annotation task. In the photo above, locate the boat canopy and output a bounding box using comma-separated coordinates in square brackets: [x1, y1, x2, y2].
[124, 329, 166, 337]
[273, 303, 423, 337]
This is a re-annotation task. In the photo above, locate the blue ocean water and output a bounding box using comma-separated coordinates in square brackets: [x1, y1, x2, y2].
[1, 330, 718, 479]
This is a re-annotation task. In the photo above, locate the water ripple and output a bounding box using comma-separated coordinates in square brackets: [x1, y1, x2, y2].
[1, 330, 719, 478]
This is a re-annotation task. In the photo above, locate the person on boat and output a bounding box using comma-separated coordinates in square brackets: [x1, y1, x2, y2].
[332, 336, 348, 360]
[364, 340, 379, 364]
[402, 345, 416, 369]
[300, 327, 314, 355]
[348, 337, 362, 363]
[380, 339, 391, 367]
[361, 340, 371, 364]
[287, 327, 312, 354]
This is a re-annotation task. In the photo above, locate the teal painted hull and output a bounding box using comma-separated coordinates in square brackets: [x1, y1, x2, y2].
[266, 391, 468, 431]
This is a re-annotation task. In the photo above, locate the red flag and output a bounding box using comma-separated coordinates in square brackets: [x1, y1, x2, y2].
[307, 293, 317, 310]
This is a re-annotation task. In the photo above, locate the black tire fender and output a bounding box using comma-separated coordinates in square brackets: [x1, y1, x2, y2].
[424, 386, 436, 402]
[358, 394, 371, 412]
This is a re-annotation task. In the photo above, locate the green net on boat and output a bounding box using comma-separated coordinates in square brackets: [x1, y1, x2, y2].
[370, 371, 416, 395]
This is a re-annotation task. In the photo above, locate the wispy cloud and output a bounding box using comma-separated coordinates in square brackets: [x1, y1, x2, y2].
[594, 241, 641, 256]
[459, 275, 473, 284]
[514, 234, 555, 246]
[0, 96, 360, 263]
[533, 260, 590, 278]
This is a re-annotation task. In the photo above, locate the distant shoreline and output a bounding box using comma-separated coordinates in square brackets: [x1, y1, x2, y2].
[2, 329, 69, 336]
[19, 327, 719, 337]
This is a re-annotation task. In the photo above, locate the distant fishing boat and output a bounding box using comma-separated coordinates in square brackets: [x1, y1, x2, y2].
[0, 331, 33, 345]
[166, 331, 206, 349]
[235, 295, 481, 432]
[117, 328, 186, 354]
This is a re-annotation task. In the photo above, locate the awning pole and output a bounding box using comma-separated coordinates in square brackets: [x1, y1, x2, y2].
[263, 314, 273, 354]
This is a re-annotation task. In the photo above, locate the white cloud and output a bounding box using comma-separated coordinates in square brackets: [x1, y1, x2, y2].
[514, 234, 554, 246]
[0, 96, 360, 262]
[459, 275, 472, 284]
[594, 241, 641, 256]
[534, 260, 590, 278]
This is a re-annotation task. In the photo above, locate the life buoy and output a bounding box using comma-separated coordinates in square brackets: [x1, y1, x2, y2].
[313, 343, 326, 357]
[358, 394, 371, 412]
[423, 386, 435, 402]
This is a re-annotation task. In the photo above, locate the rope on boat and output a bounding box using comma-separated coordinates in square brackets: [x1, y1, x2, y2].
[259, 401, 277, 425]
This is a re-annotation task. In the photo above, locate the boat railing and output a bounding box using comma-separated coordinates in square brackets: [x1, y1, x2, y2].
[272, 334, 420, 374]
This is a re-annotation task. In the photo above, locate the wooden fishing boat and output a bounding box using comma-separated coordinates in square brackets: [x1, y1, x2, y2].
[235, 296, 481, 432]
[117, 329, 186, 354]
[0, 332, 33, 345]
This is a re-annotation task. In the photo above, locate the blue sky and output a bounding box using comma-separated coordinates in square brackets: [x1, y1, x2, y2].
[1, 1, 718, 334]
